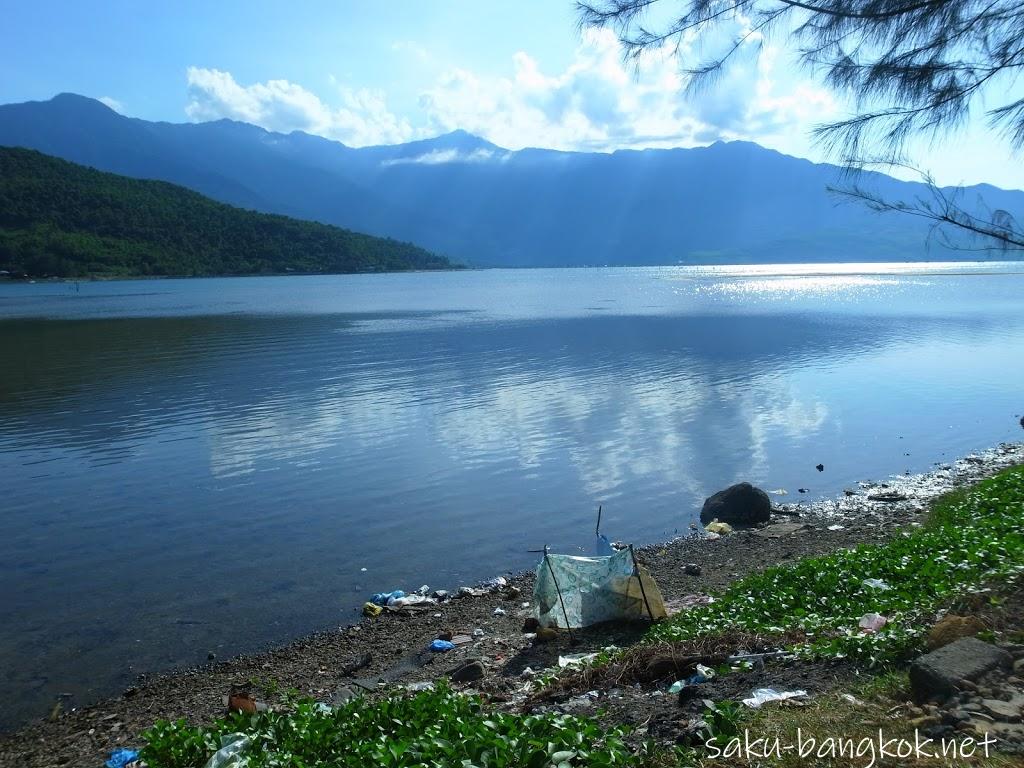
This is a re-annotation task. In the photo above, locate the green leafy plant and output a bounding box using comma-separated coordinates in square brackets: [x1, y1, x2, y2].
[699, 699, 744, 747]
[140, 682, 646, 768]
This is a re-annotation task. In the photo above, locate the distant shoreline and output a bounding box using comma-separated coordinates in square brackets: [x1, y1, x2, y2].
[2, 258, 1023, 285]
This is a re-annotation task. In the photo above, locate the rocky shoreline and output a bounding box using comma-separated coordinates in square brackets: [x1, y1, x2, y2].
[2, 442, 1022, 767]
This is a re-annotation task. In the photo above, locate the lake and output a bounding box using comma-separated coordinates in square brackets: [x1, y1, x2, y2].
[1, 263, 1023, 730]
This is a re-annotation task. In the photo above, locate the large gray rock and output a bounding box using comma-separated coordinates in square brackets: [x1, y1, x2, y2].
[909, 638, 1013, 703]
[700, 483, 771, 526]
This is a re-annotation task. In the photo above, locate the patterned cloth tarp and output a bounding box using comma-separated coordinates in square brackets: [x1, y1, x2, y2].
[533, 548, 667, 629]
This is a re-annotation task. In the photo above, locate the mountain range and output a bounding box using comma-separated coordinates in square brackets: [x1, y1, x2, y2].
[0, 147, 451, 278]
[2, 93, 1021, 267]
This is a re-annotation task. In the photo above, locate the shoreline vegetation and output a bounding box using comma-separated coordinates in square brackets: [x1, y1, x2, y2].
[0, 147, 456, 280]
[1, 443, 1022, 766]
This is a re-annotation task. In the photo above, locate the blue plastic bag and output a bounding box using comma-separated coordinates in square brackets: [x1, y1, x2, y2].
[370, 590, 405, 606]
[105, 748, 140, 768]
[430, 639, 455, 652]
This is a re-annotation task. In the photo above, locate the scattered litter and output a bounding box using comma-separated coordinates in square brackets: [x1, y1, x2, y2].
[430, 639, 455, 652]
[862, 578, 891, 591]
[432, 612, 442, 618]
[481, 576, 508, 592]
[362, 602, 383, 618]
[798, 488, 809, 494]
[742, 688, 808, 708]
[451, 634, 473, 646]
[858, 613, 888, 633]
[704, 520, 733, 535]
[816, 463, 825, 472]
[769, 488, 788, 495]
[405, 682, 435, 692]
[226, 689, 258, 714]
[203, 734, 250, 768]
[359, 567, 367, 572]
[695, 663, 715, 680]
[105, 749, 140, 768]
[520, 667, 536, 678]
[558, 652, 599, 669]
[492, 607, 507, 616]
[371, 590, 405, 606]
[457, 586, 481, 598]
[472, 628, 485, 638]
[827, 524, 845, 531]
[668, 664, 716, 693]
[840, 693, 866, 706]
[415, 585, 430, 596]
[388, 594, 433, 609]
[432, 590, 450, 600]
[521, 602, 530, 609]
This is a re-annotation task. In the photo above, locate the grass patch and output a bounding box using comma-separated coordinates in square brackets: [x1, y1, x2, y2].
[648, 466, 1024, 664]
[140, 681, 651, 768]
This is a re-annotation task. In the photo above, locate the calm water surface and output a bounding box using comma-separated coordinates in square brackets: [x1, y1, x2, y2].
[1, 263, 1023, 729]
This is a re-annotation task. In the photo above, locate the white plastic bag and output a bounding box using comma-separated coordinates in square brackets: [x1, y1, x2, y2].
[204, 735, 250, 768]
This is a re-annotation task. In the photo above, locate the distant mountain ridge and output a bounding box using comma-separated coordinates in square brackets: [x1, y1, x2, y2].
[2, 93, 1021, 266]
[0, 146, 452, 278]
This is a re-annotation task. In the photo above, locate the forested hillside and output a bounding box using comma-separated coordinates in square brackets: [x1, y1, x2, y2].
[0, 147, 453, 278]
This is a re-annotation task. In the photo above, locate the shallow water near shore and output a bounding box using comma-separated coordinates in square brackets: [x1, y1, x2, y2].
[1, 262, 1023, 731]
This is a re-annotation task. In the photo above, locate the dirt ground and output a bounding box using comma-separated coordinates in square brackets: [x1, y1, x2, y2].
[2, 443, 1021, 768]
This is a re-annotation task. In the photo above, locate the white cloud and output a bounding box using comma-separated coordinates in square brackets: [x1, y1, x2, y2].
[184, 28, 837, 152]
[98, 96, 124, 113]
[418, 28, 837, 152]
[185, 67, 415, 146]
[382, 148, 504, 166]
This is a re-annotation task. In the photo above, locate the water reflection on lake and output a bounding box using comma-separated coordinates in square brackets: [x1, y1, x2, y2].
[1, 263, 1022, 730]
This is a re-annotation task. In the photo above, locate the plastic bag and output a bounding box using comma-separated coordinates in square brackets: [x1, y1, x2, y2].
[203, 734, 250, 768]
[371, 590, 405, 606]
[430, 639, 455, 652]
[742, 688, 807, 708]
[858, 613, 887, 632]
[105, 749, 140, 768]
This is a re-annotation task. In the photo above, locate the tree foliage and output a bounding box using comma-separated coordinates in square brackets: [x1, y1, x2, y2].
[578, 0, 1024, 250]
[0, 147, 455, 278]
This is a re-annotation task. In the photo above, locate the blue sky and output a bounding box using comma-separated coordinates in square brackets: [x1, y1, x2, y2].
[2, 0, 1020, 188]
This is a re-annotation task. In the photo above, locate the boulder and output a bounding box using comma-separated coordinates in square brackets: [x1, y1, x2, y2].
[909, 638, 1012, 703]
[450, 659, 485, 683]
[700, 483, 771, 526]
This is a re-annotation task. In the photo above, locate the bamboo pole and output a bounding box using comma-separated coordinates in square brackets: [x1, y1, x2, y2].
[543, 546, 576, 645]
[629, 545, 655, 622]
